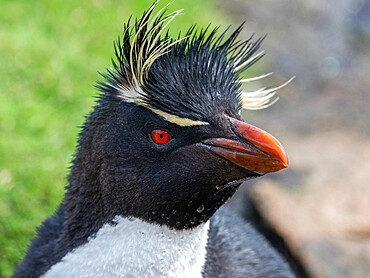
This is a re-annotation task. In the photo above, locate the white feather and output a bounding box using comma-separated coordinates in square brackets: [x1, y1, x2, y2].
[42, 217, 210, 278]
[241, 76, 295, 110]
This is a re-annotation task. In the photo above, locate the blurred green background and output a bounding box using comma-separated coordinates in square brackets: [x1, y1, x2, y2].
[0, 1, 232, 276]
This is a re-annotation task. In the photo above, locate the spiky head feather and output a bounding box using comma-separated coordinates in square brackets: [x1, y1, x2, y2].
[98, 1, 291, 126]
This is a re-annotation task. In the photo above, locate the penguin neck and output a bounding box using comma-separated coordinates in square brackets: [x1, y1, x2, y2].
[45, 216, 210, 278]
[59, 157, 115, 254]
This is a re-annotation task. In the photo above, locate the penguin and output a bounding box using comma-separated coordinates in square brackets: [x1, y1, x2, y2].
[12, 2, 295, 277]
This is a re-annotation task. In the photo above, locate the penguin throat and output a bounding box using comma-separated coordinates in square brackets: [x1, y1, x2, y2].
[42, 216, 210, 278]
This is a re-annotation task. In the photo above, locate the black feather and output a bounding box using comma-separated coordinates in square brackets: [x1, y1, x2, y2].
[98, 2, 265, 123]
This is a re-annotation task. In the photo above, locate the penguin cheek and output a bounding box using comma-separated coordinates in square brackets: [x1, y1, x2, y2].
[165, 146, 244, 204]
[98, 145, 252, 226]
[99, 167, 138, 212]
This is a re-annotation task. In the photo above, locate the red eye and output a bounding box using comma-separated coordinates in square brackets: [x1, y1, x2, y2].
[151, 129, 172, 145]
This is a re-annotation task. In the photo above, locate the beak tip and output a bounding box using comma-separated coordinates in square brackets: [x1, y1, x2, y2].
[232, 118, 289, 173]
[278, 152, 288, 169]
[281, 153, 289, 168]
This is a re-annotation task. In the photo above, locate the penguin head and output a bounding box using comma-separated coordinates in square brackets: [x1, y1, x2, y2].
[68, 2, 289, 231]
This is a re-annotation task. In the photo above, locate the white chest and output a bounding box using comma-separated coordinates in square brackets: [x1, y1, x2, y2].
[42, 216, 210, 278]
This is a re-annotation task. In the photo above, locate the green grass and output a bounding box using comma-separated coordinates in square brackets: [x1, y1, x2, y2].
[0, 0, 234, 276]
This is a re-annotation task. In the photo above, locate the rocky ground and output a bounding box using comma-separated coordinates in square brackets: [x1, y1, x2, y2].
[221, 0, 370, 277]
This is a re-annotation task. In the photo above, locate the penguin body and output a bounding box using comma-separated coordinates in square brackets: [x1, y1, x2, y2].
[204, 207, 294, 278]
[42, 216, 209, 278]
[14, 206, 293, 278]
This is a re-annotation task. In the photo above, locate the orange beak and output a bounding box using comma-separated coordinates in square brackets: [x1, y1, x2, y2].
[201, 118, 288, 174]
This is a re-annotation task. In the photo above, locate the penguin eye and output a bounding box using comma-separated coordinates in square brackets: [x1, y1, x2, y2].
[150, 129, 172, 145]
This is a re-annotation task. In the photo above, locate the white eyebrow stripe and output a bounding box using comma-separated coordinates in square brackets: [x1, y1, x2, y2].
[148, 107, 209, 127]
[112, 84, 208, 126]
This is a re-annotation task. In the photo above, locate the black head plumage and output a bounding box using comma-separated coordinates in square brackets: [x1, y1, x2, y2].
[144, 27, 265, 124]
[98, 1, 266, 125]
